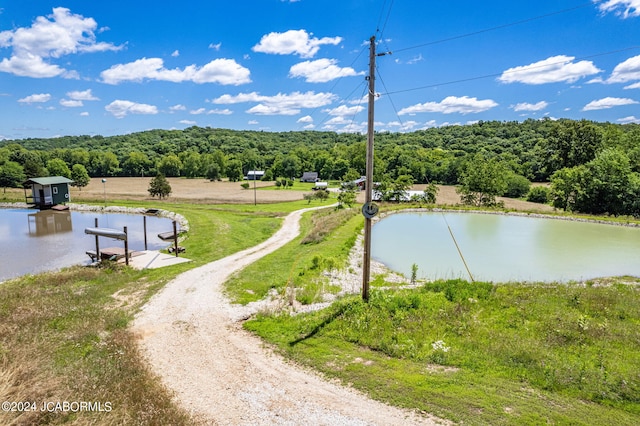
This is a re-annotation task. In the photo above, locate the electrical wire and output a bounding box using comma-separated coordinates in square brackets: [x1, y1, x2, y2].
[392, 2, 594, 54]
[382, 45, 640, 96]
[441, 213, 475, 282]
[376, 0, 395, 40]
[376, 66, 406, 130]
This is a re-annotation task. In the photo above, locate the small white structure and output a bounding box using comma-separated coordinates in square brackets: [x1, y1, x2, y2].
[24, 176, 73, 209]
[313, 182, 328, 190]
[245, 170, 265, 181]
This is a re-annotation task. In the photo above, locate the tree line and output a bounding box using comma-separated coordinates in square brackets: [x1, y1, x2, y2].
[1, 119, 639, 215]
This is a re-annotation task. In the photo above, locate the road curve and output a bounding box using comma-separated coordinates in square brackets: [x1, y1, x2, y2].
[132, 206, 443, 425]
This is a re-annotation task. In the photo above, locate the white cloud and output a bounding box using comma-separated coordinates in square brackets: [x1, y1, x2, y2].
[100, 57, 251, 85]
[289, 58, 363, 83]
[105, 100, 158, 118]
[60, 99, 83, 107]
[169, 104, 186, 112]
[191, 108, 232, 115]
[171, 50, 180, 57]
[325, 116, 351, 125]
[252, 30, 342, 58]
[0, 7, 122, 78]
[212, 91, 336, 115]
[209, 42, 222, 51]
[0, 54, 67, 78]
[67, 89, 98, 101]
[297, 115, 313, 123]
[498, 55, 602, 85]
[398, 96, 498, 115]
[193, 59, 251, 84]
[606, 55, 640, 84]
[617, 115, 640, 123]
[596, 0, 640, 18]
[179, 120, 197, 125]
[207, 108, 232, 115]
[323, 104, 365, 116]
[582, 96, 638, 110]
[625, 81, 640, 89]
[512, 101, 549, 112]
[18, 93, 51, 103]
[248, 120, 259, 125]
[80, 111, 89, 116]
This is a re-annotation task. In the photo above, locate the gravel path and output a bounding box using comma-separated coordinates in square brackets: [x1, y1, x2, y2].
[132, 207, 443, 425]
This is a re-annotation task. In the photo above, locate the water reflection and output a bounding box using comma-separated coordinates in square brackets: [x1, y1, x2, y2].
[27, 210, 73, 236]
[1, 208, 176, 282]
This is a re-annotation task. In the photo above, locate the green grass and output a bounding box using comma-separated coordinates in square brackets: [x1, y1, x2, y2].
[4, 192, 640, 425]
[244, 279, 640, 425]
[0, 198, 302, 425]
[224, 207, 361, 305]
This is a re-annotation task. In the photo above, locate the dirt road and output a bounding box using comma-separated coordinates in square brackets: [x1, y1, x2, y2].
[132, 207, 443, 425]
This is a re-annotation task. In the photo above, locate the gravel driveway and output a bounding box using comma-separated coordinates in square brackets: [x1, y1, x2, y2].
[132, 206, 443, 425]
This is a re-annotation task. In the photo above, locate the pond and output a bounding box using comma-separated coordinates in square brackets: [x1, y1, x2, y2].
[371, 212, 640, 283]
[0, 208, 178, 282]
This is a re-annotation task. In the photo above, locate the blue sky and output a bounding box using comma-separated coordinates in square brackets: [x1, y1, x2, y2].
[1, 0, 639, 140]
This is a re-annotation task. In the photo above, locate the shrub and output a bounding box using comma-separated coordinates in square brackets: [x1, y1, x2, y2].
[527, 186, 550, 203]
[504, 173, 531, 198]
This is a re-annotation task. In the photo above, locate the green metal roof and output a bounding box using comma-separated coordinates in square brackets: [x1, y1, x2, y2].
[24, 176, 74, 185]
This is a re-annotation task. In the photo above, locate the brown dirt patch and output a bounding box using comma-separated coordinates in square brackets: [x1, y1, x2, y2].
[70, 178, 553, 211]
[73, 177, 308, 204]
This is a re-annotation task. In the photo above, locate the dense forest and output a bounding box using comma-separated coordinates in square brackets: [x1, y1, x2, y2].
[1, 119, 639, 215]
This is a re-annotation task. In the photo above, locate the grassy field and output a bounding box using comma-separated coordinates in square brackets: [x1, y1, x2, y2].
[244, 278, 640, 425]
[2, 180, 640, 425]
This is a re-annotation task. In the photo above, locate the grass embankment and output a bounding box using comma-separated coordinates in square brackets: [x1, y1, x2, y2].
[245, 283, 640, 425]
[225, 206, 361, 305]
[229, 206, 640, 425]
[0, 196, 333, 425]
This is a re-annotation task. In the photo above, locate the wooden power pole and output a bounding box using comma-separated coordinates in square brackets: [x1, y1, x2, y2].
[362, 35, 377, 302]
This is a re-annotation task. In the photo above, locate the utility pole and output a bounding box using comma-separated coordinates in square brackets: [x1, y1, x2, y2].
[362, 35, 377, 302]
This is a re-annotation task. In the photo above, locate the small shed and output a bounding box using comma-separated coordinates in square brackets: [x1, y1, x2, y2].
[245, 170, 265, 181]
[24, 176, 74, 209]
[300, 172, 319, 182]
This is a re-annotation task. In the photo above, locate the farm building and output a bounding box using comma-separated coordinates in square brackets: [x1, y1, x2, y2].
[300, 172, 319, 182]
[245, 170, 265, 181]
[24, 176, 73, 209]
[342, 176, 367, 190]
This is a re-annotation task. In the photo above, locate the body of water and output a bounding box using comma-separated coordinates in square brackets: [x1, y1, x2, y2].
[1, 208, 177, 282]
[371, 212, 640, 282]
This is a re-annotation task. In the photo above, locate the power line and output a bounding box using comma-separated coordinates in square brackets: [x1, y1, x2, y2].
[392, 2, 594, 54]
[376, 0, 395, 40]
[382, 45, 640, 96]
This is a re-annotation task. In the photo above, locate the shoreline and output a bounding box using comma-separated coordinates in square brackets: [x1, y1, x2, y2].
[374, 206, 640, 228]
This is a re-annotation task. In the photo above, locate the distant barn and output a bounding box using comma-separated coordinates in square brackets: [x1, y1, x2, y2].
[245, 170, 265, 181]
[300, 172, 319, 182]
[24, 176, 73, 210]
